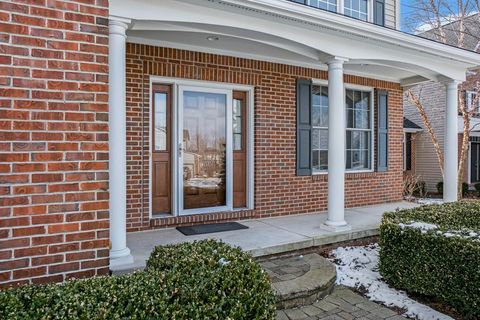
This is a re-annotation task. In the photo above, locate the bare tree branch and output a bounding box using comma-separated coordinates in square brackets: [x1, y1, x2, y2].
[407, 89, 445, 177]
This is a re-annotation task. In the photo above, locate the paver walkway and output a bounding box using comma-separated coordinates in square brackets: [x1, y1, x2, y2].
[277, 286, 404, 320]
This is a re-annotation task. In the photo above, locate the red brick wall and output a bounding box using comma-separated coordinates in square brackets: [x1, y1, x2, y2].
[125, 44, 403, 231]
[0, 0, 110, 287]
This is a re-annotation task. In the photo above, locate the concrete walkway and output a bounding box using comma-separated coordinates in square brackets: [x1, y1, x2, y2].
[113, 201, 417, 273]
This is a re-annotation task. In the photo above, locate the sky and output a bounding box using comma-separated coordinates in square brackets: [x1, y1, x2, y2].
[400, 0, 477, 32]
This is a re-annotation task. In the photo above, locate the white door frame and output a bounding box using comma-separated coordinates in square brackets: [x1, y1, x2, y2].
[177, 85, 233, 216]
[148, 77, 255, 219]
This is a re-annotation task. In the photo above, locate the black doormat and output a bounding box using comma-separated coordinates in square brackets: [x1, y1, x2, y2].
[176, 222, 248, 236]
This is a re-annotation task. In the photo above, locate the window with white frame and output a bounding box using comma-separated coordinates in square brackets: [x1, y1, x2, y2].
[344, 0, 368, 21]
[346, 89, 372, 170]
[307, 0, 337, 12]
[311, 85, 373, 172]
[466, 91, 480, 113]
[312, 85, 329, 172]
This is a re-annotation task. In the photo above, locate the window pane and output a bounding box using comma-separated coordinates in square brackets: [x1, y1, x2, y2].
[354, 110, 369, 129]
[233, 98, 242, 150]
[312, 85, 328, 127]
[312, 128, 320, 150]
[312, 128, 328, 172]
[319, 129, 328, 149]
[346, 130, 371, 170]
[360, 0, 367, 12]
[319, 150, 328, 170]
[313, 150, 320, 170]
[352, 0, 359, 11]
[154, 92, 167, 151]
[347, 89, 371, 130]
[346, 90, 354, 128]
[307, 0, 337, 12]
[234, 133, 242, 150]
[313, 149, 329, 172]
[344, 0, 368, 21]
[312, 86, 321, 105]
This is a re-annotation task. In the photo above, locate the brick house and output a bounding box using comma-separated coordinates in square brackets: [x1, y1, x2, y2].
[404, 14, 480, 192]
[1, 0, 479, 286]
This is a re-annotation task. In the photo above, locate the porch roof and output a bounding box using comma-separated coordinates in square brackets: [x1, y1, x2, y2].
[112, 201, 419, 274]
[111, 0, 480, 84]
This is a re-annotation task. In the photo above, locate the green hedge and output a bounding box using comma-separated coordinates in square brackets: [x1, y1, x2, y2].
[0, 240, 276, 320]
[379, 201, 480, 319]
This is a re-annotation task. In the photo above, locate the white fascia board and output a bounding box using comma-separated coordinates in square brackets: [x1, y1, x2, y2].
[404, 128, 423, 133]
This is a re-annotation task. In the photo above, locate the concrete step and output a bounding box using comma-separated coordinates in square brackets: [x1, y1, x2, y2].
[260, 253, 336, 309]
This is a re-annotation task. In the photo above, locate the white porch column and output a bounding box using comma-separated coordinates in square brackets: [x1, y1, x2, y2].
[109, 17, 133, 267]
[324, 58, 351, 231]
[444, 80, 460, 203]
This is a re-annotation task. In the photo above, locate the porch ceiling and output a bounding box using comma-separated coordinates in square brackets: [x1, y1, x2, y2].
[111, 0, 480, 84]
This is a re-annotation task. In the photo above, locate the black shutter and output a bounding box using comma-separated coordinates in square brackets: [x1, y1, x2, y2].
[296, 79, 312, 176]
[377, 90, 388, 172]
[374, 0, 385, 26]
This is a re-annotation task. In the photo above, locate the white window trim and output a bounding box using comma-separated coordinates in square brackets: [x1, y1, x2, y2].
[148, 76, 255, 219]
[311, 80, 375, 175]
[466, 91, 480, 113]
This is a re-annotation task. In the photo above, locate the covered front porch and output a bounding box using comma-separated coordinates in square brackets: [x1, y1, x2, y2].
[111, 201, 418, 273]
[107, 0, 479, 269]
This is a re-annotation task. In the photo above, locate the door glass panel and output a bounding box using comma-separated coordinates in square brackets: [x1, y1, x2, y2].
[183, 91, 227, 210]
[233, 98, 242, 151]
[154, 92, 167, 151]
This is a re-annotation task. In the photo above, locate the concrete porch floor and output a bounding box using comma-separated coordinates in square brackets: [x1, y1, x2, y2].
[112, 201, 418, 273]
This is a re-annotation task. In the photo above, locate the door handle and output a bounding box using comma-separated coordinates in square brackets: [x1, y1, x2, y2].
[178, 143, 183, 157]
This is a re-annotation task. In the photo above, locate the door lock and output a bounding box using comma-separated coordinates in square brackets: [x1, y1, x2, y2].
[178, 143, 184, 157]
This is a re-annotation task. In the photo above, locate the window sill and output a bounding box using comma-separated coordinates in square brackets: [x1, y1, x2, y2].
[311, 170, 388, 181]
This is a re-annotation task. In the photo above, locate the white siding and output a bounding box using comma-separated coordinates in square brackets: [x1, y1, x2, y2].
[385, 0, 397, 29]
[403, 82, 446, 192]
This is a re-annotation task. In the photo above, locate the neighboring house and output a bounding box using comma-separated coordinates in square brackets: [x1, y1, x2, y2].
[1, 0, 479, 287]
[403, 14, 480, 192]
[403, 117, 423, 174]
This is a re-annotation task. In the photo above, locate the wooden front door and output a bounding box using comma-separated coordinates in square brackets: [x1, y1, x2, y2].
[233, 91, 247, 208]
[152, 85, 171, 214]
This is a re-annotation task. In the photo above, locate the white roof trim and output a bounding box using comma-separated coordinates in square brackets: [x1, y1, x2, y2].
[220, 0, 480, 66]
[404, 128, 423, 133]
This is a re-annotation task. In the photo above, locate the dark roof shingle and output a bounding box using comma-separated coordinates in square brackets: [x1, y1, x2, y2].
[404, 117, 422, 130]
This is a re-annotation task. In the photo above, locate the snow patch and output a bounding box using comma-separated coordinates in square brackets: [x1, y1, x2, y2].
[415, 198, 444, 205]
[330, 244, 453, 320]
[399, 222, 438, 233]
[396, 220, 479, 240]
[435, 229, 480, 240]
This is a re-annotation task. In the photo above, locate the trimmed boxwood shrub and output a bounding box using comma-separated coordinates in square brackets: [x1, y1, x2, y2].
[380, 201, 480, 319]
[0, 240, 276, 320]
